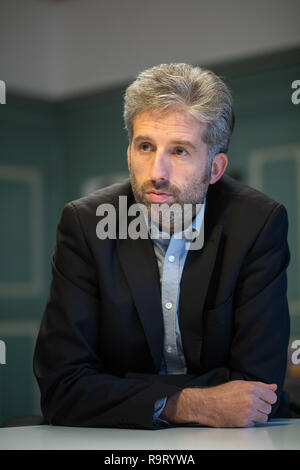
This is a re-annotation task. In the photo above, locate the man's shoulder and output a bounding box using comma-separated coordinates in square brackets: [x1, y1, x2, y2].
[209, 174, 286, 230]
[214, 173, 282, 212]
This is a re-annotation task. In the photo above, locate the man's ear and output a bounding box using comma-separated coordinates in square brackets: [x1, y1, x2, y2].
[127, 146, 131, 171]
[209, 153, 228, 184]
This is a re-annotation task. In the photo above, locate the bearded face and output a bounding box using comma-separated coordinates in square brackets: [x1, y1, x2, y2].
[127, 108, 216, 234]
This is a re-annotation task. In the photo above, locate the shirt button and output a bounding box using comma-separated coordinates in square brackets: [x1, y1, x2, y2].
[168, 255, 175, 263]
[165, 302, 172, 310]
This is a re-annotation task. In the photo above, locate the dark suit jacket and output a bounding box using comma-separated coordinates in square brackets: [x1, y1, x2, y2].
[33, 174, 291, 429]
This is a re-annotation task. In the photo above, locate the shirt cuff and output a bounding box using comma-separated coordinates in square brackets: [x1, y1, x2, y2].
[152, 396, 169, 425]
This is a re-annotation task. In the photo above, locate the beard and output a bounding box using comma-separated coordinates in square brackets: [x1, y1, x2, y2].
[129, 160, 212, 235]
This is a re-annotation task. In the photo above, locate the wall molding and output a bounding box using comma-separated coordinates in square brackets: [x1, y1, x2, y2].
[249, 144, 300, 315]
[0, 165, 44, 297]
[0, 319, 41, 416]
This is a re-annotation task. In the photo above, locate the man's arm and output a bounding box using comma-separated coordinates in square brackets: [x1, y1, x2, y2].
[33, 202, 183, 429]
[158, 203, 291, 426]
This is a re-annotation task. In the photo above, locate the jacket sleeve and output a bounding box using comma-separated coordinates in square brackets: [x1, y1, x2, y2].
[33, 202, 183, 429]
[186, 202, 291, 417]
[228, 202, 290, 417]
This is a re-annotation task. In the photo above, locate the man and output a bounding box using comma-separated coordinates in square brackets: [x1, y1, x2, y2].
[33, 63, 290, 429]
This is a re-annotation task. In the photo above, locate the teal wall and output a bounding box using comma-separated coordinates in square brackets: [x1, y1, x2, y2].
[0, 50, 299, 424]
[0, 96, 64, 423]
[58, 88, 129, 203]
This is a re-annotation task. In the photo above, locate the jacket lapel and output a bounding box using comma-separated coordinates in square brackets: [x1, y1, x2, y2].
[179, 183, 224, 373]
[117, 225, 164, 373]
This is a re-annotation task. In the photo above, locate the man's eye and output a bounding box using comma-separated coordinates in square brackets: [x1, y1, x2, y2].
[140, 143, 152, 152]
[174, 147, 188, 156]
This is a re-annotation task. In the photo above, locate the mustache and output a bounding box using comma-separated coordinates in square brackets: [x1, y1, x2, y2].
[141, 180, 180, 197]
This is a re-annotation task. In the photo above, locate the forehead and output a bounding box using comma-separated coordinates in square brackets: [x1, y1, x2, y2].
[132, 108, 207, 143]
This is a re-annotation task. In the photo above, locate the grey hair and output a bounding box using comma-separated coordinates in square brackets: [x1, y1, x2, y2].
[123, 63, 235, 162]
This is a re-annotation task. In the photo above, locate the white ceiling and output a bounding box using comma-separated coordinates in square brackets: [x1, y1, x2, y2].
[0, 0, 300, 99]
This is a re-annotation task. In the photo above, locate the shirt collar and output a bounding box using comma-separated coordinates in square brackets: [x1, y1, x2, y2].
[149, 198, 206, 248]
[180, 198, 206, 242]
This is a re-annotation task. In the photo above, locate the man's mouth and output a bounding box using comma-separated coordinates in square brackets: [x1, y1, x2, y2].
[145, 190, 172, 203]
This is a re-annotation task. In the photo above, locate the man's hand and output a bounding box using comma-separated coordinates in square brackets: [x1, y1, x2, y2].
[160, 380, 278, 428]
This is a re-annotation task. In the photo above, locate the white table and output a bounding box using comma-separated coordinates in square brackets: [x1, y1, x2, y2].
[0, 419, 299, 450]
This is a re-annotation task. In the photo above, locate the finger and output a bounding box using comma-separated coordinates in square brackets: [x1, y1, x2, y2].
[251, 383, 278, 403]
[254, 397, 272, 415]
[243, 420, 255, 428]
[253, 381, 277, 391]
[263, 383, 277, 391]
[257, 387, 278, 405]
[252, 409, 269, 424]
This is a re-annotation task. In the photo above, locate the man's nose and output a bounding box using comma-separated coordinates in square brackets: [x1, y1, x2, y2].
[150, 149, 170, 182]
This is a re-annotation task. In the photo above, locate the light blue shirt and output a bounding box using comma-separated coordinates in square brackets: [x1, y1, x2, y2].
[150, 200, 206, 424]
